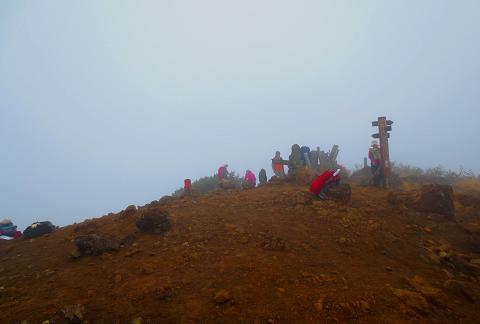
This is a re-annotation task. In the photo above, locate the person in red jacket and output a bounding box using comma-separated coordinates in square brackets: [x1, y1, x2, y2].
[184, 179, 192, 196]
[309, 169, 341, 200]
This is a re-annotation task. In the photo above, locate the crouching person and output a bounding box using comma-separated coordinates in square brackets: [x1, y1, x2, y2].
[242, 170, 257, 189]
[309, 169, 341, 200]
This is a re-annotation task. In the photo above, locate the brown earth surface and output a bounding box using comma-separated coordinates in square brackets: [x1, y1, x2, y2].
[1, 182, 480, 323]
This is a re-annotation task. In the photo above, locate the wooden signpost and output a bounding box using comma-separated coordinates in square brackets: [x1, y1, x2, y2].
[372, 116, 394, 188]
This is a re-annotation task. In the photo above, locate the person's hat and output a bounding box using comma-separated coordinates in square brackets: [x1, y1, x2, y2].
[0, 219, 12, 226]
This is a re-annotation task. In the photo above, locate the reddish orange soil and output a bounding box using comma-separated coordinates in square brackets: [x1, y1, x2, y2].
[1, 183, 480, 323]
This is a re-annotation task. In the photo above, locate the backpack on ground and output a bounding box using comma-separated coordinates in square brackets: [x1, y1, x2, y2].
[23, 221, 56, 239]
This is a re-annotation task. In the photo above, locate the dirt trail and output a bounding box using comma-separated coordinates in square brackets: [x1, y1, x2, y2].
[1, 183, 480, 323]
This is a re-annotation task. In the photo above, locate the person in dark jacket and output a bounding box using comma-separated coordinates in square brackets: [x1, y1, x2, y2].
[300, 146, 311, 165]
[288, 144, 303, 177]
[258, 169, 268, 186]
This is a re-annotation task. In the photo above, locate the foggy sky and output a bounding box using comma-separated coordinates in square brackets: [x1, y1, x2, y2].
[1, 1, 479, 230]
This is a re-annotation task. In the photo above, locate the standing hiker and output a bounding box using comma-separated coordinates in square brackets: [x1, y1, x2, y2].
[184, 179, 192, 196]
[309, 169, 341, 200]
[272, 151, 286, 178]
[300, 146, 311, 166]
[288, 144, 303, 177]
[258, 169, 268, 186]
[368, 141, 382, 186]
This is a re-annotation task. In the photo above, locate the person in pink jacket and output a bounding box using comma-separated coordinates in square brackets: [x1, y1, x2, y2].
[244, 170, 257, 187]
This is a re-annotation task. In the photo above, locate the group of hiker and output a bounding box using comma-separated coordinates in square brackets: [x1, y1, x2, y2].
[210, 144, 344, 200]
[271, 146, 314, 179]
[0, 219, 56, 241]
[208, 139, 384, 199]
[217, 164, 259, 189]
[2, 139, 386, 242]
[216, 150, 288, 190]
[215, 145, 322, 189]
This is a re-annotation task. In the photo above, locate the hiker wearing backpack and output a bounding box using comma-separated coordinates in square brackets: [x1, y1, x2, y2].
[217, 164, 235, 189]
[217, 164, 229, 181]
[309, 169, 341, 200]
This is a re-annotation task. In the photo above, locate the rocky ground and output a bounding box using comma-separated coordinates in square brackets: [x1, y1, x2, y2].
[1, 181, 480, 323]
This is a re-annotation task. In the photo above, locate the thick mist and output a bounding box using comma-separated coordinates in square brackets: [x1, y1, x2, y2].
[1, 0, 479, 229]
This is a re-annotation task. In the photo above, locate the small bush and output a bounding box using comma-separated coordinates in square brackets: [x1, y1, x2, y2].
[391, 163, 477, 185]
[172, 172, 243, 196]
[391, 163, 424, 178]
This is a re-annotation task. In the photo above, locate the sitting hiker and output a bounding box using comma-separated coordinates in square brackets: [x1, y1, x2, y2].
[217, 164, 229, 181]
[217, 164, 235, 189]
[243, 170, 257, 188]
[272, 151, 286, 178]
[309, 169, 341, 200]
[0, 219, 22, 239]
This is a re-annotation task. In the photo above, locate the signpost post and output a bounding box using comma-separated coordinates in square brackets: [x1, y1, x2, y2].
[372, 117, 393, 188]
